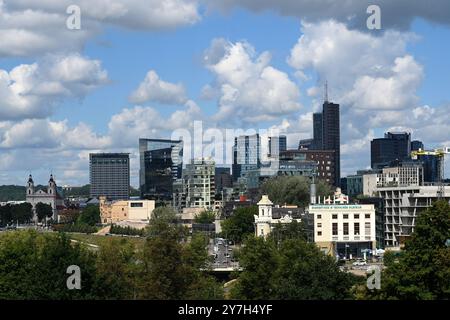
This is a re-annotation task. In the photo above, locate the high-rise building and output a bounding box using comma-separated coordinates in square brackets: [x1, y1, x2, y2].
[232, 134, 261, 181]
[371, 132, 411, 169]
[310, 101, 340, 186]
[417, 154, 441, 183]
[411, 140, 424, 152]
[268, 135, 287, 157]
[282, 149, 336, 186]
[215, 167, 232, 195]
[376, 185, 450, 247]
[312, 112, 323, 150]
[89, 153, 130, 200]
[322, 101, 340, 186]
[183, 159, 215, 209]
[139, 138, 183, 200]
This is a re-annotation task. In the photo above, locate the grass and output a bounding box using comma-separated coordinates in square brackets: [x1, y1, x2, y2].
[68, 233, 147, 251]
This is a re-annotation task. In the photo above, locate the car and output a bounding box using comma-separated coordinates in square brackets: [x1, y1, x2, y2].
[225, 253, 231, 258]
[353, 260, 367, 266]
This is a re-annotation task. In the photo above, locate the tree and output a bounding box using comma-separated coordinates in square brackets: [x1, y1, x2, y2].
[0, 230, 99, 299]
[194, 211, 216, 224]
[261, 176, 333, 207]
[374, 200, 450, 300]
[35, 202, 53, 222]
[232, 231, 358, 300]
[137, 212, 223, 299]
[77, 205, 100, 226]
[221, 206, 257, 243]
[10, 203, 33, 224]
[268, 220, 308, 244]
[0, 205, 12, 227]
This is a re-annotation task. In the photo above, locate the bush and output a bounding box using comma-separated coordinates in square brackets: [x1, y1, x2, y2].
[53, 223, 97, 234]
[110, 224, 145, 237]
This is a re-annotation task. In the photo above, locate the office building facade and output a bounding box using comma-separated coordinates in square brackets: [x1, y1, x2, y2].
[232, 134, 261, 181]
[89, 153, 130, 200]
[139, 139, 183, 200]
[268, 135, 287, 157]
[182, 159, 215, 209]
[371, 132, 411, 169]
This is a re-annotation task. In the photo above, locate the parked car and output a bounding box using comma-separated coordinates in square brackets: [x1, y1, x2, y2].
[353, 260, 367, 266]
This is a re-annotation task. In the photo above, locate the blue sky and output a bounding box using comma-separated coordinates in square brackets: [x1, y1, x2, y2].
[1, 1, 450, 186]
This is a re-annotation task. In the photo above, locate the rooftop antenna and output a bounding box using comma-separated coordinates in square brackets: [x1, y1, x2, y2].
[324, 80, 329, 103]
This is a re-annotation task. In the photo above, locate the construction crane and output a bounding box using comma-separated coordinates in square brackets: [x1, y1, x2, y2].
[411, 147, 450, 198]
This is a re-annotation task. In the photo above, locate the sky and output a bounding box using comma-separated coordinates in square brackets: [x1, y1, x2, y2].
[1, 0, 450, 187]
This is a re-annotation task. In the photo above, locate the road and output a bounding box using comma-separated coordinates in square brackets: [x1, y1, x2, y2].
[209, 239, 239, 270]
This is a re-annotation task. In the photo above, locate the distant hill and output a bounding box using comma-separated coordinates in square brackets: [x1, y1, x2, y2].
[0, 185, 26, 201]
[0, 184, 140, 201]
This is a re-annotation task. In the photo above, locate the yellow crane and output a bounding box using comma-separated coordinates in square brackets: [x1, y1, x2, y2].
[411, 147, 450, 198]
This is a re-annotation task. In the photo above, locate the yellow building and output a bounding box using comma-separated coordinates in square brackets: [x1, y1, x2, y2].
[100, 196, 155, 224]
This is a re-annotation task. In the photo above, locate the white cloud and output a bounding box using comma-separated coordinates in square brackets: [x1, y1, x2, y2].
[0, 0, 201, 58]
[204, 38, 302, 123]
[129, 70, 188, 105]
[0, 53, 108, 120]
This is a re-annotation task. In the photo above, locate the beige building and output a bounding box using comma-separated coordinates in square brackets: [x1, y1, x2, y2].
[309, 189, 376, 259]
[100, 196, 155, 224]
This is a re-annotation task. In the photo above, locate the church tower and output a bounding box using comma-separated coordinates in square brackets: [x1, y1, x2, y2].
[48, 174, 56, 195]
[255, 195, 274, 238]
[26, 174, 34, 196]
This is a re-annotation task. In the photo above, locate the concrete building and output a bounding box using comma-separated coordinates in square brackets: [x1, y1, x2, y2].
[254, 195, 308, 238]
[89, 153, 130, 200]
[376, 185, 450, 248]
[180, 159, 216, 210]
[26, 174, 64, 221]
[99, 196, 155, 224]
[309, 188, 376, 258]
[139, 138, 183, 201]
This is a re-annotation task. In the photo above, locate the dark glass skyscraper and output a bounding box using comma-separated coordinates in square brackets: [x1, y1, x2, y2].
[371, 132, 411, 169]
[322, 101, 340, 186]
[89, 153, 130, 200]
[312, 112, 323, 150]
[139, 138, 183, 200]
[310, 101, 340, 187]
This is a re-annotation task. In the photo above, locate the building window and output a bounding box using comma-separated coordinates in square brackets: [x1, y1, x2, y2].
[317, 231, 322, 236]
[131, 202, 143, 208]
[354, 222, 360, 235]
[317, 223, 322, 228]
[343, 223, 349, 235]
[332, 214, 338, 219]
[332, 223, 338, 236]
[365, 214, 371, 219]
[343, 214, 348, 219]
[365, 222, 371, 235]
[317, 214, 322, 219]
[354, 214, 359, 219]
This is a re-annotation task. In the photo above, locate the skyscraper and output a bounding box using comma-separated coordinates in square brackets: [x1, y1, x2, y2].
[89, 153, 130, 200]
[371, 132, 411, 169]
[139, 138, 183, 200]
[312, 112, 323, 150]
[232, 134, 261, 181]
[322, 101, 340, 186]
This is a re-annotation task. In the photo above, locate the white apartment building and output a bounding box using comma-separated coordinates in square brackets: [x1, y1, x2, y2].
[182, 159, 215, 210]
[376, 185, 450, 248]
[309, 189, 376, 259]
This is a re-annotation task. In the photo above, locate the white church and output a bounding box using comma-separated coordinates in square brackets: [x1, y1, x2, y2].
[26, 174, 64, 222]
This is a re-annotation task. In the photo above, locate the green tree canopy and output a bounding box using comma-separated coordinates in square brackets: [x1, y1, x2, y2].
[231, 230, 358, 300]
[374, 200, 450, 300]
[77, 205, 100, 226]
[35, 202, 53, 222]
[261, 176, 333, 207]
[221, 206, 257, 243]
[194, 211, 216, 224]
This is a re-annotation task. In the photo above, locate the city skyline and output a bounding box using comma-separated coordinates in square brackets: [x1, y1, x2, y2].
[1, 1, 450, 187]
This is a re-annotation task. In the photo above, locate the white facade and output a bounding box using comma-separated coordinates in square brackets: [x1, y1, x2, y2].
[376, 185, 450, 248]
[25, 174, 63, 221]
[128, 200, 155, 220]
[309, 189, 376, 257]
[254, 195, 301, 238]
